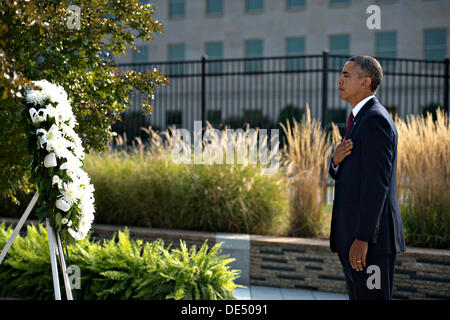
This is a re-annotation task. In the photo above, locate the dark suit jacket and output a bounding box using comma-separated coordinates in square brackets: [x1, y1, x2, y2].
[329, 96, 406, 257]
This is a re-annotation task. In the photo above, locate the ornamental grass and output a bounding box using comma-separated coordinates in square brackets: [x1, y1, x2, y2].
[83, 124, 291, 236]
[396, 108, 450, 248]
[279, 106, 341, 237]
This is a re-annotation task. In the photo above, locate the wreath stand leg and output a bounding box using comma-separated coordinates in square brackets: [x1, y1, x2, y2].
[0, 192, 74, 300]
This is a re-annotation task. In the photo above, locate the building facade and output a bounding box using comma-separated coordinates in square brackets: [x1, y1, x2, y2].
[115, 0, 450, 135]
[118, 0, 450, 63]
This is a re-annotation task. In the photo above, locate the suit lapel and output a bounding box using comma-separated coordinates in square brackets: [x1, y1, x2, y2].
[345, 96, 377, 139]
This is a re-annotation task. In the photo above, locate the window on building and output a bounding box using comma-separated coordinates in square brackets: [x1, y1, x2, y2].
[207, 0, 223, 14]
[286, 37, 305, 70]
[206, 42, 223, 73]
[169, 0, 185, 18]
[424, 29, 447, 61]
[329, 34, 350, 69]
[132, 46, 149, 64]
[376, 32, 397, 67]
[247, 0, 264, 12]
[245, 40, 263, 72]
[375, 0, 398, 4]
[330, 0, 350, 5]
[330, 35, 350, 55]
[287, 0, 306, 8]
[169, 44, 185, 75]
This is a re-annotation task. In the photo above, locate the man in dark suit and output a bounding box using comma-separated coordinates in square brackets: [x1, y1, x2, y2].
[329, 56, 406, 300]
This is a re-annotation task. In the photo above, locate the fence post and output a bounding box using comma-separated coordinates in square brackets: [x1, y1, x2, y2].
[201, 55, 207, 131]
[322, 50, 329, 129]
[444, 58, 449, 115]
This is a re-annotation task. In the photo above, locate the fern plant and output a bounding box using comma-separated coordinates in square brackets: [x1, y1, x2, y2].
[0, 222, 242, 300]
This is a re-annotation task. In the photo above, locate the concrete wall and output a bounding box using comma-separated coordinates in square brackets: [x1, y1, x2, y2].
[250, 234, 450, 299]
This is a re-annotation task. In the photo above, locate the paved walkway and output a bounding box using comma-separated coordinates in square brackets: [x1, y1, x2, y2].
[234, 285, 348, 300]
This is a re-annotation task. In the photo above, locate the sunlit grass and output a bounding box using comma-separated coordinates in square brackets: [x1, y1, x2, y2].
[396, 108, 450, 248]
[279, 106, 340, 237]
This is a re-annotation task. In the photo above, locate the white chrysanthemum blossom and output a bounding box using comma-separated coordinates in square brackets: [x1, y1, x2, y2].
[82, 182, 95, 194]
[60, 127, 84, 159]
[59, 123, 77, 140]
[78, 214, 94, 237]
[68, 116, 77, 129]
[60, 155, 83, 172]
[45, 104, 59, 119]
[70, 168, 91, 186]
[61, 181, 82, 206]
[73, 147, 85, 160]
[34, 80, 67, 104]
[56, 100, 75, 123]
[80, 195, 95, 213]
[26, 90, 47, 107]
[50, 139, 73, 159]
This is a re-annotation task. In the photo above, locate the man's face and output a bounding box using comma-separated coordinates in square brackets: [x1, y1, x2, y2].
[337, 61, 365, 104]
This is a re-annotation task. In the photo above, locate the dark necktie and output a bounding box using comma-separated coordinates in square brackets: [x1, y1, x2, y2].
[343, 112, 354, 141]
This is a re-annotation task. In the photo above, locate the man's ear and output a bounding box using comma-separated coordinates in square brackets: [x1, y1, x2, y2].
[362, 77, 372, 90]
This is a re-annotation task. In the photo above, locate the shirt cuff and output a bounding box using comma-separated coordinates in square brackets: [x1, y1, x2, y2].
[331, 162, 339, 172]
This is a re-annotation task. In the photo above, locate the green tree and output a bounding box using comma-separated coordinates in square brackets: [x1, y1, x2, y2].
[0, 0, 168, 201]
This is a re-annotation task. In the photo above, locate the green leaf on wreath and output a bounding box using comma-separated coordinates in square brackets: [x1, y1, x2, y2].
[55, 212, 62, 226]
[36, 206, 47, 222]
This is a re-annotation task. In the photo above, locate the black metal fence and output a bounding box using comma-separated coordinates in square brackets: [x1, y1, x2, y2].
[116, 52, 449, 140]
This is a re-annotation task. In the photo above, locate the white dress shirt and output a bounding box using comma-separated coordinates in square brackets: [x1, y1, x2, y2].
[331, 95, 375, 173]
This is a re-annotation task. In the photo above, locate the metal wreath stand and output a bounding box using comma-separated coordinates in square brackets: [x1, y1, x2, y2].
[0, 191, 74, 300]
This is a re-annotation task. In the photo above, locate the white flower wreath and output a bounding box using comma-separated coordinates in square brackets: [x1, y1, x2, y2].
[25, 80, 95, 241]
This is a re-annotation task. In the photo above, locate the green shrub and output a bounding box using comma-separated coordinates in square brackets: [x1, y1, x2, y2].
[401, 206, 449, 249]
[326, 108, 346, 124]
[278, 105, 304, 127]
[111, 110, 152, 144]
[83, 149, 290, 235]
[223, 109, 274, 129]
[0, 222, 241, 300]
[207, 110, 222, 127]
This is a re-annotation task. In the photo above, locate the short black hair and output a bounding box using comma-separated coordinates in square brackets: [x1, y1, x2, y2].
[347, 56, 383, 93]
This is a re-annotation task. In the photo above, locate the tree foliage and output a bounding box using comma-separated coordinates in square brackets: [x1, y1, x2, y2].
[0, 0, 168, 201]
